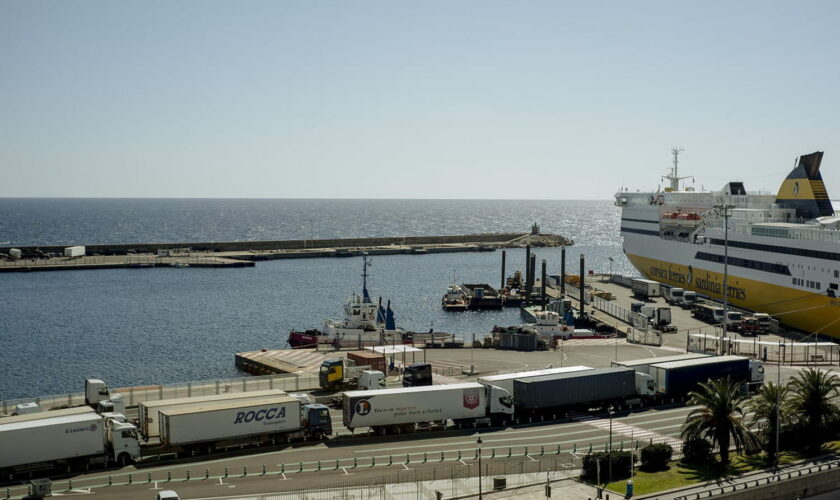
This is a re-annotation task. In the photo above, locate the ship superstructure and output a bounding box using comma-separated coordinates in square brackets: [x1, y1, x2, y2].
[616, 150, 840, 338]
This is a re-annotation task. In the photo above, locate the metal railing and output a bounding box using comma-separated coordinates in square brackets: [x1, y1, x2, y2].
[1, 372, 319, 416]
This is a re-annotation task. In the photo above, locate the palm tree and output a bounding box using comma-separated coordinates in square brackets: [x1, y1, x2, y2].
[681, 377, 759, 467]
[747, 382, 791, 462]
[788, 368, 840, 452]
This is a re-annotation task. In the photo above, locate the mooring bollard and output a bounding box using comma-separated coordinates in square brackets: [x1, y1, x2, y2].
[491, 448, 495, 459]
[317, 460, 321, 471]
[148, 472, 153, 483]
[354, 457, 358, 468]
[423, 452, 427, 463]
[387, 455, 393, 466]
[166, 471, 172, 483]
[108, 476, 112, 486]
[508, 447, 512, 458]
[457, 450, 461, 461]
[67, 479, 72, 491]
[540, 445, 545, 456]
[261, 464, 266, 476]
[335, 459, 340, 470]
[588, 444, 592, 453]
[405, 453, 410, 465]
[573, 444, 577, 453]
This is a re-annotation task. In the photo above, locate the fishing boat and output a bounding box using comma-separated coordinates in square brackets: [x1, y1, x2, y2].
[441, 284, 469, 311]
[288, 256, 451, 348]
[616, 149, 840, 338]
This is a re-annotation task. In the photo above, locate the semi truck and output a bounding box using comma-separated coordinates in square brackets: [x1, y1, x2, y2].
[612, 353, 709, 375]
[319, 358, 383, 391]
[649, 355, 764, 398]
[138, 389, 288, 440]
[477, 366, 592, 396]
[681, 291, 698, 307]
[631, 279, 661, 299]
[342, 382, 513, 434]
[0, 411, 140, 481]
[63, 246, 86, 258]
[664, 287, 685, 305]
[159, 395, 332, 453]
[692, 303, 723, 323]
[402, 363, 433, 387]
[512, 368, 653, 412]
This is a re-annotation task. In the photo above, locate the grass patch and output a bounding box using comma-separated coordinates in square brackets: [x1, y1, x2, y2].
[594, 443, 840, 496]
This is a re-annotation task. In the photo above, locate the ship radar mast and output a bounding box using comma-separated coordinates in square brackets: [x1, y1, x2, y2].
[361, 255, 372, 303]
[662, 147, 694, 191]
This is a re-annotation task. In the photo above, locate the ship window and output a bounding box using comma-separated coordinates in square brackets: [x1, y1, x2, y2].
[792, 278, 797, 285]
[835, 270, 839, 278]
[817, 282, 821, 289]
[831, 283, 838, 290]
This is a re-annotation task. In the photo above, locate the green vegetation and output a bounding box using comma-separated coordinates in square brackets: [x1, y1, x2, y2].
[747, 382, 792, 462]
[789, 368, 840, 452]
[640, 443, 673, 471]
[680, 377, 759, 466]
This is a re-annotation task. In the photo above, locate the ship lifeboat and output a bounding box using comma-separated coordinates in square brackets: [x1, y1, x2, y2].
[687, 212, 701, 220]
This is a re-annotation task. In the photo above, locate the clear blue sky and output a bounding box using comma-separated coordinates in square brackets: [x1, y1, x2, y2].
[2, 1, 839, 199]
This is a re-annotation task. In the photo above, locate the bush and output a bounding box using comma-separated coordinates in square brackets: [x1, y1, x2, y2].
[582, 451, 635, 482]
[640, 443, 673, 471]
[681, 437, 713, 465]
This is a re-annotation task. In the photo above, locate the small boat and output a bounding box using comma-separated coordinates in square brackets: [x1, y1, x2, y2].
[441, 284, 469, 311]
[288, 256, 451, 348]
[171, 261, 190, 268]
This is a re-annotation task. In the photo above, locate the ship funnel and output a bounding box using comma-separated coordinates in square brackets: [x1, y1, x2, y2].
[775, 151, 833, 220]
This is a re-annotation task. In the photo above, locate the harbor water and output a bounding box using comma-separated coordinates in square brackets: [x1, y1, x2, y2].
[0, 199, 634, 399]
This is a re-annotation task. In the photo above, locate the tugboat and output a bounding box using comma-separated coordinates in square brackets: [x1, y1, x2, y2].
[288, 257, 451, 348]
[441, 284, 469, 311]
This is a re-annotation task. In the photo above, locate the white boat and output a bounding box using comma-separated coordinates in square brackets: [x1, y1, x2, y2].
[441, 284, 469, 311]
[616, 149, 840, 338]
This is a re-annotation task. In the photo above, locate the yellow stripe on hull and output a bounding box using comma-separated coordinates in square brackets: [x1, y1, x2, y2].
[626, 253, 840, 338]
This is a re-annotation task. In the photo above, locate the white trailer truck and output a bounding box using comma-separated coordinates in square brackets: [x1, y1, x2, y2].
[477, 366, 593, 396]
[631, 279, 661, 299]
[343, 382, 514, 434]
[158, 395, 331, 453]
[0, 412, 140, 481]
[611, 353, 709, 375]
[138, 389, 287, 440]
[64, 246, 86, 258]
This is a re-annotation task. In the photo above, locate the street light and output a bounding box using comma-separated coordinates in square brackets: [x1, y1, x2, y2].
[714, 204, 735, 355]
[608, 406, 615, 484]
[477, 436, 483, 499]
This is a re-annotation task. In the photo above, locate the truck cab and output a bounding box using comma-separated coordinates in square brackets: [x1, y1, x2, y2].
[749, 360, 765, 388]
[358, 370, 386, 390]
[85, 378, 111, 407]
[302, 404, 332, 439]
[681, 291, 697, 307]
[402, 363, 432, 387]
[105, 416, 141, 466]
[666, 287, 684, 304]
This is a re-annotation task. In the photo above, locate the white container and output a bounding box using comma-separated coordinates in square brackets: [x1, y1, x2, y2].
[159, 395, 301, 447]
[343, 382, 489, 429]
[13, 402, 41, 415]
[138, 389, 286, 440]
[8, 248, 21, 260]
[0, 413, 106, 469]
[478, 366, 592, 395]
[64, 246, 86, 258]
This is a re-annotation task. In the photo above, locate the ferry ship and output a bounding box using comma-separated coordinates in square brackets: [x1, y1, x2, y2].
[616, 149, 840, 339]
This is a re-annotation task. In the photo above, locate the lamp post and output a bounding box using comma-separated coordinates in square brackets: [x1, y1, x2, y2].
[477, 436, 483, 499]
[715, 204, 735, 355]
[608, 256, 614, 281]
[608, 406, 615, 484]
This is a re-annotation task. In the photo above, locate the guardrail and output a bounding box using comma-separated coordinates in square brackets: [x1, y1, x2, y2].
[4, 432, 685, 499]
[1, 372, 319, 416]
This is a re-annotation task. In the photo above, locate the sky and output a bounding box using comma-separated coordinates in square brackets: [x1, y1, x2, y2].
[2, 1, 840, 199]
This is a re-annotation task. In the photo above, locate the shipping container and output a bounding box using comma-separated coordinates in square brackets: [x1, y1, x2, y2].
[64, 246, 86, 258]
[342, 382, 512, 431]
[478, 366, 592, 395]
[631, 279, 660, 299]
[159, 395, 301, 447]
[611, 354, 708, 375]
[138, 389, 286, 440]
[649, 355, 753, 397]
[347, 351, 387, 374]
[513, 368, 636, 410]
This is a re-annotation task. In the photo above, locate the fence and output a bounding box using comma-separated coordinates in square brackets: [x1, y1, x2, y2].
[7, 433, 689, 500]
[565, 283, 662, 347]
[687, 333, 840, 365]
[0, 372, 319, 416]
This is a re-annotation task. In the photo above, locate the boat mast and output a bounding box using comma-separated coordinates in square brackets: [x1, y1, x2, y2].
[361, 255, 372, 302]
[662, 147, 692, 191]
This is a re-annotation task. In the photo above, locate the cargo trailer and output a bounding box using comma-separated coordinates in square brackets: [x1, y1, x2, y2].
[611, 354, 708, 375]
[347, 350, 387, 374]
[631, 279, 660, 299]
[0, 412, 140, 481]
[158, 395, 330, 452]
[138, 389, 286, 440]
[513, 368, 643, 411]
[342, 382, 513, 433]
[649, 355, 764, 398]
[477, 366, 592, 395]
[64, 246, 85, 258]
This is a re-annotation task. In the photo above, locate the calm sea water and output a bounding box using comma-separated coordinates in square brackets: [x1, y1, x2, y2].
[0, 199, 633, 399]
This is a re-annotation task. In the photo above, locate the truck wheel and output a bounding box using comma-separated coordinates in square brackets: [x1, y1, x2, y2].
[117, 453, 132, 467]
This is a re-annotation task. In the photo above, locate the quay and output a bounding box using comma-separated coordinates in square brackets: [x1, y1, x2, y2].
[0, 232, 572, 273]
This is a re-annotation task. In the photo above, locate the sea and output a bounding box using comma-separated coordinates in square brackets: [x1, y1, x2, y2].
[0, 199, 635, 400]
